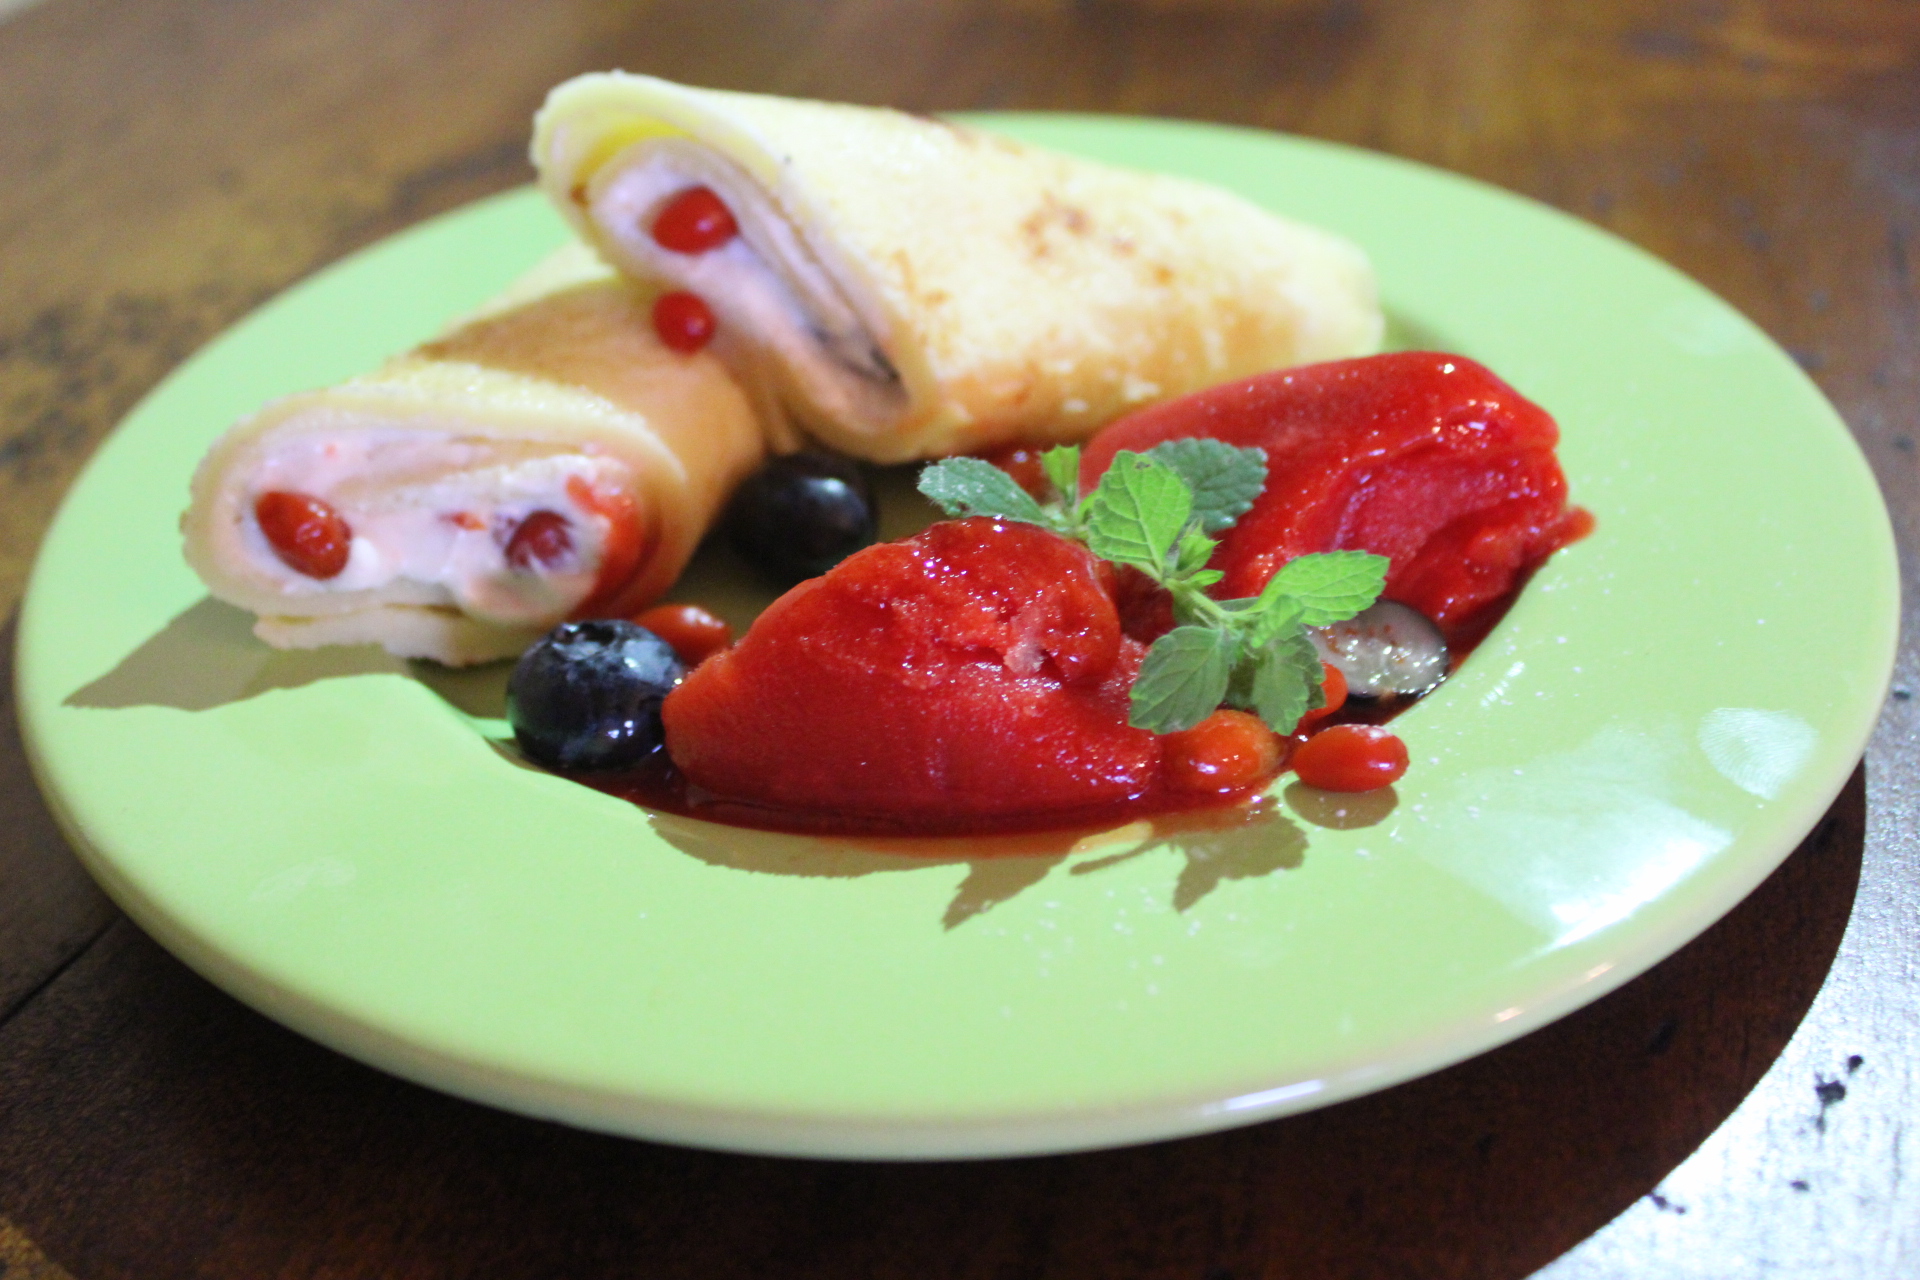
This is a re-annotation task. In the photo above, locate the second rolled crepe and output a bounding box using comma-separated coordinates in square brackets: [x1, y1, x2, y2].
[183, 246, 765, 665]
[532, 74, 1384, 463]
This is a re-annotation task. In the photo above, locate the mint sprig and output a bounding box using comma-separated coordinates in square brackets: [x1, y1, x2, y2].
[1140, 437, 1267, 533]
[1084, 453, 1191, 573]
[915, 456, 1049, 526]
[918, 442, 1388, 736]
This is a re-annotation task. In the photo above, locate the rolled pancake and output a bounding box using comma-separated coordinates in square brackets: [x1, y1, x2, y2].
[182, 245, 765, 665]
[531, 73, 1384, 463]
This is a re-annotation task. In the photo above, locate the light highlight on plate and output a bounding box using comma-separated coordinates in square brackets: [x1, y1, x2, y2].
[1212, 1078, 1326, 1114]
[1418, 723, 1732, 950]
[1698, 708, 1818, 801]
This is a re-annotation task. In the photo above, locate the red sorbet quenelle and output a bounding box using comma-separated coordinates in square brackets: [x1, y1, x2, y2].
[659, 352, 1591, 833]
[663, 518, 1170, 832]
[1081, 351, 1592, 649]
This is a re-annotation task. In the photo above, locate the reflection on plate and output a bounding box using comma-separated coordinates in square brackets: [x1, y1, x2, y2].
[16, 116, 1897, 1159]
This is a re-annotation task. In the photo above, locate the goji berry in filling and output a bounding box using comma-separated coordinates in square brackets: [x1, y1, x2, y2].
[255, 490, 352, 580]
[651, 186, 738, 254]
[653, 291, 717, 352]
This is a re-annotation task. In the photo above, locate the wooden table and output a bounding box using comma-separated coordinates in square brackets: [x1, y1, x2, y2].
[2, 1, 1914, 1275]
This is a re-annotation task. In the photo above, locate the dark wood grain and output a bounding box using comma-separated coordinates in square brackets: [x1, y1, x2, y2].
[2, 0, 1916, 1276]
[0, 613, 115, 1022]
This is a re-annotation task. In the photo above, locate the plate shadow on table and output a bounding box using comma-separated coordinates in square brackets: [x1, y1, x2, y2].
[0, 648, 1867, 1280]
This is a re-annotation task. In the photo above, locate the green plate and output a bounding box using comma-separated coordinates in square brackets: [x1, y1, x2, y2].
[15, 116, 1898, 1159]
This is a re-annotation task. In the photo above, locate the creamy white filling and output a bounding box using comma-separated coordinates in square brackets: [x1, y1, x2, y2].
[242, 429, 631, 627]
[587, 140, 908, 441]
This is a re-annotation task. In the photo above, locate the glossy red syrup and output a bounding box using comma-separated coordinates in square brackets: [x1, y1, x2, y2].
[651, 186, 738, 254]
[561, 477, 646, 619]
[255, 491, 351, 579]
[584, 687, 1400, 839]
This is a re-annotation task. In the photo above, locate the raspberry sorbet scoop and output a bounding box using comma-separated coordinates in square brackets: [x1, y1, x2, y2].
[1082, 352, 1591, 646]
[662, 518, 1163, 829]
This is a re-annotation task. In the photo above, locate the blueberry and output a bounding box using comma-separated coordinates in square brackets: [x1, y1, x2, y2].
[723, 451, 877, 585]
[506, 620, 686, 771]
[1310, 601, 1450, 700]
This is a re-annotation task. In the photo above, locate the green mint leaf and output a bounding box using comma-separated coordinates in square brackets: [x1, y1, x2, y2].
[1142, 439, 1267, 533]
[1166, 581, 1218, 629]
[1173, 526, 1217, 577]
[1129, 625, 1237, 733]
[1040, 445, 1081, 509]
[918, 457, 1049, 526]
[1260, 550, 1390, 626]
[1243, 593, 1305, 649]
[1084, 452, 1191, 578]
[1244, 626, 1326, 732]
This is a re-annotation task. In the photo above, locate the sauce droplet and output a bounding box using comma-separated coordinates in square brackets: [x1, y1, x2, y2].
[653, 291, 717, 353]
[651, 186, 738, 253]
[567, 477, 647, 618]
[255, 491, 351, 579]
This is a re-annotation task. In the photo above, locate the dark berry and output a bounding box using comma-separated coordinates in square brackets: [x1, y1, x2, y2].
[506, 620, 686, 771]
[1311, 600, 1449, 700]
[723, 452, 877, 585]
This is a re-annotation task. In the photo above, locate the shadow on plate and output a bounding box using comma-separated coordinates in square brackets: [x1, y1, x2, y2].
[605, 778, 1306, 927]
[1283, 781, 1397, 829]
[64, 596, 512, 719]
[70, 592, 1320, 925]
[65, 597, 410, 711]
[1383, 308, 1451, 353]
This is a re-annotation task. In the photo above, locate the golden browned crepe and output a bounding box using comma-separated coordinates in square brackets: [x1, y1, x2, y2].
[531, 74, 1384, 464]
[182, 245, 765, 665]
